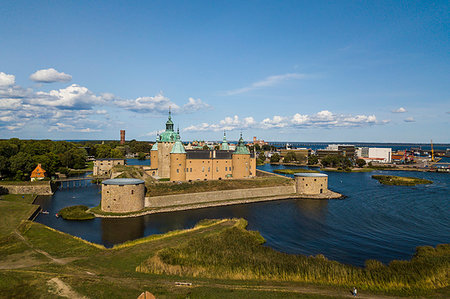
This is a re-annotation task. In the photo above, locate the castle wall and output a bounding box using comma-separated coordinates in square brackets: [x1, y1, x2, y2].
[101, 183, 145, 213]
[295, 176, 328, 195]
[170, 153, 186, 181]
[157, 142, 173, 178]
[232, 154, 251, 179]
[145, 185, 296, 208]
[185, 158, 233, 181]
[0, 182, 53, 195]
[150, 150, 158, 170]
[93, 159, 125, 176]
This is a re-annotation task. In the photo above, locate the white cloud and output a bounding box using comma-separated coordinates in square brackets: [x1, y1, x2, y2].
[144, 129, 165, 137]
[30, 68, 72, 83]
[116, 92, 211, 114]
[32, 84, 105, 109]
[0, 72, 15, 86]
[225, 73, 309, 95]
[404, 117, 416, 122]
[183, 97, 211, 112]
[185, 110, 386, 132]
[392, 107, 407, 113]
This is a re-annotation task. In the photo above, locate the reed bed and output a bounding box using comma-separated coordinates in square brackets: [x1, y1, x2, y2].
[137, 225, 449, 295]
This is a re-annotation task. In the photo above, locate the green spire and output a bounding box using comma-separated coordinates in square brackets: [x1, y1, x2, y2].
[170, 130, 186, 154]
[160, 109, 178, 142]
[234, 132, 250, 155]
[221, 131, 229, 150]
[165, 108, 174, 131]
[151, 136, 158, 151]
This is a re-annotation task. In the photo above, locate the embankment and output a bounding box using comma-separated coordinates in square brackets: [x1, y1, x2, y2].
[0, 181, 54, 195]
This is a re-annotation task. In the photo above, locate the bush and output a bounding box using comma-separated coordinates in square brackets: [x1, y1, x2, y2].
[270, 153, 280, 163]
[58, 205, 95, 220]
[356, 158, 366, 168]
[0, 186, 8, 196]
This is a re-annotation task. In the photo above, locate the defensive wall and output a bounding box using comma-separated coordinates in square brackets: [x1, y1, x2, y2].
[145, 185, 296, 208]
[0, 181, 53, 195]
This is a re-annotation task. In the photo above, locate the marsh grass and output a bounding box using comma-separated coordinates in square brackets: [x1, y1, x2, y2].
[58, 205, 95, 220]
[138, 225, 449, 295]
[146, 176, 293, 196]
[274, 169, 319, 174]
[372, 175, 433, 186]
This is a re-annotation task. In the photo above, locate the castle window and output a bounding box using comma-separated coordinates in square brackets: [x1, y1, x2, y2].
[202, 167, 205, 172]
[216, 167, 218, 172]
[179, 163, 181, 166]
[177, 169, 179, 173]
[131, 190, 134, 195]
[314, 179, 316, 181]
[190, 168, 192, 172]
[225, 167, 227, 171]
[208, 167, 210, 172]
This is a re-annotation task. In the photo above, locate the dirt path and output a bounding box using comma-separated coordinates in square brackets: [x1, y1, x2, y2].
[47, 277, 87, 299]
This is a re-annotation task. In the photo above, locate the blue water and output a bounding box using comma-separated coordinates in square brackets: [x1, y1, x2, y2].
[35, 166, 450, 267]
[125, 158, 150, 166]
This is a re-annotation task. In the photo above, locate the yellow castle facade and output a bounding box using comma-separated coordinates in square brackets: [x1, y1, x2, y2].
[150, 111, 256, 181]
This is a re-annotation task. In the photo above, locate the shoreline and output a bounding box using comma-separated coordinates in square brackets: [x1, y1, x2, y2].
[92, 190, 343, 218]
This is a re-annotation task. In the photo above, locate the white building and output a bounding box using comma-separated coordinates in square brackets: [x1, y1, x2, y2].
[356, 147, 392, 163]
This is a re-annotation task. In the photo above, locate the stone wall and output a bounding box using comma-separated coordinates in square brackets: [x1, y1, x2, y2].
[295, 176, 328, 195]
[0, 182, 53, 195]
[145, 185, 296, 208]
[102, 183, 145, 213]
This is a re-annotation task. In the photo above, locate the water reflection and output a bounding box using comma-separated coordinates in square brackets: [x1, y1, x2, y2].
[101, 217, 145, 247]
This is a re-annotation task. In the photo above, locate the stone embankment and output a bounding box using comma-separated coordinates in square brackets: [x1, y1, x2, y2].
[0, 181, 53, 195]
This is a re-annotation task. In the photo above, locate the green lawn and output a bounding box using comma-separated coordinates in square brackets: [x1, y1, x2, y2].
[0, 200, 38, 238]
[273, 168, 320, 174]
[372, 175, 433, 186]
[146, 176, 293, 196]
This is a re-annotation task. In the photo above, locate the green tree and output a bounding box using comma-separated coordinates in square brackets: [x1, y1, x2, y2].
[270, 153, 280, 163]
[356, 158, 366, 168]
[137, 152, 147, 160]
[308, 155, 319, 165]
[284, 151, 297, 163]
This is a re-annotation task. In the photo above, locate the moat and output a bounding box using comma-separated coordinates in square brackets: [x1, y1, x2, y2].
[34, 161, 450, 267]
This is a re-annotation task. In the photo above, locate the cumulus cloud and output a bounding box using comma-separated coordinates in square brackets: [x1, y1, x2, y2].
[31, 84, 105, 109]
[225, 73, 309, 95]
[116, 92, 211, 114]
[0, 72, 15, 86]
[404, 117, 416, 122]
[392, 107, 407, 113]
[29, 68, 72, 83]
[184, 110, 386, 132]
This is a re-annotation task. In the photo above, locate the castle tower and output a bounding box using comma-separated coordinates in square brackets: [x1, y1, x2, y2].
[170, 130, 186, 182]
[120, 130, 125, 145]
[221, 131, 230, 150]
[232, 133, 251, 179]
[150, 136, 158, 170]
[157, 109, 178, 178]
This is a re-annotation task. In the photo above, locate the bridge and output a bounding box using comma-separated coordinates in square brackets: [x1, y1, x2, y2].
[54, 176, 109, 189]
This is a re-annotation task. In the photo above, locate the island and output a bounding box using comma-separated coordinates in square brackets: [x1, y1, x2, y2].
[372, 175, 433, 186]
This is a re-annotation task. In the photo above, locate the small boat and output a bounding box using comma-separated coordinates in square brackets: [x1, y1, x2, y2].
[41, 211, 49, 214]
[55, 213, 59, 218]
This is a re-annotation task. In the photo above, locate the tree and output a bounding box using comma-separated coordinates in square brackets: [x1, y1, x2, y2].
[270, 153, 280, 163]
[356, 158, 366, 168]
[137, 152, 147, 160]
[284, 151, 297, 163]
[110, 148, 124, 159]
[308, 155, 319, 165]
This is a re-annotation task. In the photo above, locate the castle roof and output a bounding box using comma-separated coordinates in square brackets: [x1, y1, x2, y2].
[102, 178, 145, 185]
[170, 130, 186, 154]
[151, 137, 158, 151]
[31, 164, 46, 178]
[159, 110, 178, 142]
[234, 133, 250, 155]
[221, 131, 230, 150]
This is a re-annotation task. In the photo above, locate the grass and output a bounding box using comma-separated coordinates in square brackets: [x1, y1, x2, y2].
[58, 205, 95, 220]
[273, 168, 319, 174]
[0, 215, 448, 298]
[372, 175, 433, 186]
[0, 194, 39, 238]
[138, 223, 450, 296]
[146, 176, 293, 196]
[0, 194, 37, 204]
[112, 165, 145, 179]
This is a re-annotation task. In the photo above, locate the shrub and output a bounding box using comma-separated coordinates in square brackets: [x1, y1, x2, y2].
[58, 205, 95, 220]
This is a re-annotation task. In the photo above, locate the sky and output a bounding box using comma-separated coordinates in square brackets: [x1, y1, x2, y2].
[0, 1, 449, 143]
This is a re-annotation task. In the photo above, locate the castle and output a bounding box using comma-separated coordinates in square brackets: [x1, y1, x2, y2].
[149, 111, 256, 181]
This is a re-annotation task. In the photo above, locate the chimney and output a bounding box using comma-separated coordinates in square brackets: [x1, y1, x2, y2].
[120, 130, 125, 145]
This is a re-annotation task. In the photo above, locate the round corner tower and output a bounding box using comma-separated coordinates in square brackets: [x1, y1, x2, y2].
[170, 131, 187, 181]
[232, 134, 251, 179]
[294, 173, 328, 195]
[101, 178, 145, 213]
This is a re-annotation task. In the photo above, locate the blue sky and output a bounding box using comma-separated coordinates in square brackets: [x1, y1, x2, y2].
[0, 1, 448, 143]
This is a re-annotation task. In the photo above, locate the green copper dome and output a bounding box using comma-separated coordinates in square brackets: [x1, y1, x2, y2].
[170, 130, 186, 154]
[234, 133, 250, 155]
[221, 131, 229, 150]
[159, 110, 178, 142]
[151, 137, 158, 151]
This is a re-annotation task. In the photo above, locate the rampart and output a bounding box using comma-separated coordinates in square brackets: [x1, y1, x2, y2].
[145, 185, 296, 208]
[0, 181, 53, 195]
